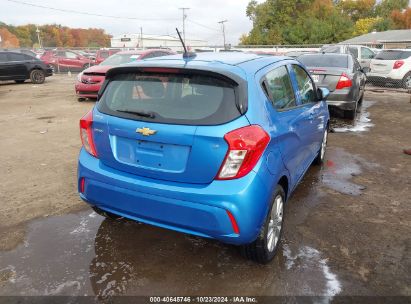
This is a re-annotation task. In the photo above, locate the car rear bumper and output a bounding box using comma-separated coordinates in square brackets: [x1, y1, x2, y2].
[367, 70, 404, 81]
[75, 82, 101, 98]
[77, 149, 271, 245]
[326, 89, 357, 111]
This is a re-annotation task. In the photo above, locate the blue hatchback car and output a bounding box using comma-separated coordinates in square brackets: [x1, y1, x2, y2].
[78, 52, 330, 263]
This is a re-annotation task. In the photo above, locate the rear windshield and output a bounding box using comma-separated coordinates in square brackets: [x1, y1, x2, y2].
[375, 50, 411, 60]
[298, 55, 348, 68]
[98, 73, 240, 125]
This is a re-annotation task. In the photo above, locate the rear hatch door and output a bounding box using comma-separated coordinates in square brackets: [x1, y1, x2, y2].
[92, 67, 248, 184]
[371, 50, 411, 75]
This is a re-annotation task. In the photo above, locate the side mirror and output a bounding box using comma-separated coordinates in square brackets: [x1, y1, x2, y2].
[317, 87, 330, 101]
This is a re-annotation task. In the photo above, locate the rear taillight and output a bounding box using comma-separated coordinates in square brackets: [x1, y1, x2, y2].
[80, 110, 98, 157]
[393, 60, 404, 69]
[335, 73, 352, 90]
[216, 125, 270, 180]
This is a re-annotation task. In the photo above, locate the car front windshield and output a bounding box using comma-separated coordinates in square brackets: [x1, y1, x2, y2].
[100, 54, 141, 66]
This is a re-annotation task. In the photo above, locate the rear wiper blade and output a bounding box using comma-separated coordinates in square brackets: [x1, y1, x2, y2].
[116, 109, 156, 118]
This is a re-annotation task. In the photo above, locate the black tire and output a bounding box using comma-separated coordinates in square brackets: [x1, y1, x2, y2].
[92, 206, 122, 220]
[344, 100, 358, 120]
[358, 92, 364, 105]
[77, 97, 86, 102]
[14, 80, 25, 84]
[314, 126, 328, 165]
[241, 185, 285, 264]
[402, 72, 411, 89]
[30, 69, 46, 84]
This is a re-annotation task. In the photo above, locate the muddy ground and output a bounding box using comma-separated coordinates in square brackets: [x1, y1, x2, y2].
[0, 75, 410, 298]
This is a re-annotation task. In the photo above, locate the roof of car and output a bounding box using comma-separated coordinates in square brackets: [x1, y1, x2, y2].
[104, 52, 293, 90]
[119, 52, 290, 72]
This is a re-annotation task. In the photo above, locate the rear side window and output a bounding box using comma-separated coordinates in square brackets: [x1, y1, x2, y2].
[263, 66, 296, 110]
[375, 50, 411, 60]
[98, 73, 241, 125]
[361, 47, 375, 59]
[298, 55, 348, 68]
[8, 53, 25, 61]
[0, 53, 8, 62]
[291, 65, 317, 104]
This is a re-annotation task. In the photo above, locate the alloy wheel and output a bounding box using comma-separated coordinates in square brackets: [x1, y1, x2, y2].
[320, 129, 328, 160]
[267, 195, 284, 252]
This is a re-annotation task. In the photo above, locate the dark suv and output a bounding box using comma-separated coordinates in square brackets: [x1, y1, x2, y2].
[0, 51, 53, 84]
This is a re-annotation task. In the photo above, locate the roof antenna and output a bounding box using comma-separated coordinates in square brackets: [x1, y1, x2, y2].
[176, 28, 196, 59]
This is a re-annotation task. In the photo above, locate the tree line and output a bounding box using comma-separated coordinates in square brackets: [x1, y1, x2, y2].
[241, 0, 411, 45]
[0, 22, 111, 48]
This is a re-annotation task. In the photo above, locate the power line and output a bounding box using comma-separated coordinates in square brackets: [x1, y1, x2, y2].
[4, 0, 179, 21]
[186, 19, 220, 32]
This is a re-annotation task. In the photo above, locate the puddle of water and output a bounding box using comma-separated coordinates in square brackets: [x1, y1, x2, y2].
[331, 100, 375, 133]
[0, 209, 344, 298]
[319, 147, 378, 196]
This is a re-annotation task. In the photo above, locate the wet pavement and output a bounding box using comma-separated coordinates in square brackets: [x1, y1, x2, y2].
[0, 145, 378, 298]
[1, 81, 410, 299]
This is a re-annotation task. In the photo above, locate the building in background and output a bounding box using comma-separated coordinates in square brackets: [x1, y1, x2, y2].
[340, 29, 411, 49]
[110, 34, 208, 52]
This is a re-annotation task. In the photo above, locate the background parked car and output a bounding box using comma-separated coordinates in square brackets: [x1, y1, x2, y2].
[298, 52, 366, 119]
[40, 50, 94, 72]
[367, 49, 411, 89]
[320, 44, 376, 69]
[94, 49, 120, 65]
[75, 49, 175, 101]
[0, 51, 52, 84]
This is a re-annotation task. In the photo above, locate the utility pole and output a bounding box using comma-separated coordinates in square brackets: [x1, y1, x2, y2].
[36, 26, 42, 49]
[218, 20, 228, 50]
[179, 7, 190, 45]
[140, 27, 143, 49]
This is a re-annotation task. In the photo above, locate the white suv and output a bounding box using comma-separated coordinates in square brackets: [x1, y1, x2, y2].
[368, 49, 411, 89]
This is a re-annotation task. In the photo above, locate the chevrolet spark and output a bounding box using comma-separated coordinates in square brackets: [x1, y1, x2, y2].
[78, 53, 330, 264]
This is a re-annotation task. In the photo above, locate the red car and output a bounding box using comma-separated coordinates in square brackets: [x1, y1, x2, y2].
[75, 49, 175, 101]
[41, 50, 94, 72]
[94, 49, 120, 65]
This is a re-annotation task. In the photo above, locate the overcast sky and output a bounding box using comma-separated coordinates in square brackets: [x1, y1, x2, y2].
[1, 0, 264, 44]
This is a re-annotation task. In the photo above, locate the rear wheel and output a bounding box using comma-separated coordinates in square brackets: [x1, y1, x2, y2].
[314, 127, 328, 165]
[344, 101, 358, 120]
[402, 72, 411, 89]
[241, 185, 285, 264]
[92, 206, 122, 220]
[77, 97, 86, 102]
[30, 69, 45, 84]
[14, 80, 25, 84]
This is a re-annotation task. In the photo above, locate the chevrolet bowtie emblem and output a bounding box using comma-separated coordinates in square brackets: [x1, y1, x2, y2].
[136, 127, 157, 136]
